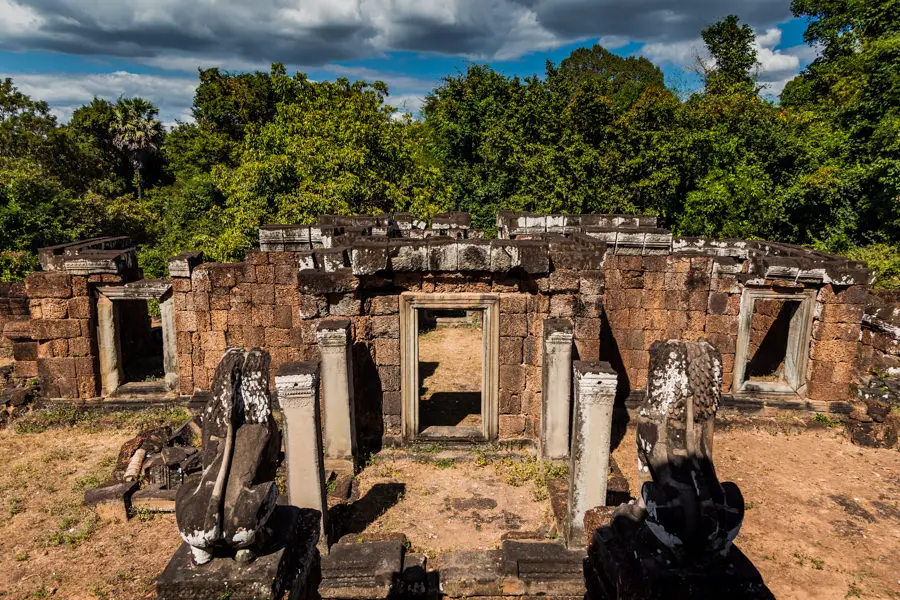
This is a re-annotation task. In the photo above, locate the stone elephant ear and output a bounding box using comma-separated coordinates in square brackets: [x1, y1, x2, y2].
[177, 347, 281, 565]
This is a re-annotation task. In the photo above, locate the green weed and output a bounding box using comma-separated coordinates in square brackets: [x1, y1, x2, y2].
[812, 413, 843, 428]
[434, 458, 456, 469]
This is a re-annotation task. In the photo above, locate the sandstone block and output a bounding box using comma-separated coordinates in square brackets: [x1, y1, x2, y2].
[370, 315, 400, 339]
[31, 319, 81, 340]
[500, 389, 521, 413]
[251, 284, 275, 306]
[499, 337, 523, 365]
[375, 339, 401, 365]
[499, 293, 527, 314]
[499, 415, 526, 438]
[499, 365, 525, 393]
[26, 272, 72, 299]
[379, 366, 401, 391]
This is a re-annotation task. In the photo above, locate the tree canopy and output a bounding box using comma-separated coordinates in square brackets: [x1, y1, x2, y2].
[1, 6, 898, 287]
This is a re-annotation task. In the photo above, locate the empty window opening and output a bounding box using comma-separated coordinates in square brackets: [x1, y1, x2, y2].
[417, 308, 483, 437]
[734, 289, 814, 395]
[117, 299, 165, 391]
[745, 299, 798, 383]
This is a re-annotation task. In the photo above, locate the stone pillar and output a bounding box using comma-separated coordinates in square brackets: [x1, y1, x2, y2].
[316, 319, 357, 473]
[159, 293, 178, 391]
[275, 361, 329, 550]
[541, 318, 574, 460]
[566, 360, 617, 548]
[96, 294, 121, 396]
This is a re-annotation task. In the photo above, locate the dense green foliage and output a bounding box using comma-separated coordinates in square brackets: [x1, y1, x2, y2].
[1, 5, 898, 286]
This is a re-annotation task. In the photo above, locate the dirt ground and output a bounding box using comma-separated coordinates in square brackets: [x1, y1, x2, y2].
[418, 326, 483, 429]
[0, 410, 184, 600]
[611, 425, 900, 600]
[0, 407, 898, 599]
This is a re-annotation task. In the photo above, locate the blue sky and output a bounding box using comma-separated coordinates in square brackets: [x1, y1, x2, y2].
[0, 1, 817, 125]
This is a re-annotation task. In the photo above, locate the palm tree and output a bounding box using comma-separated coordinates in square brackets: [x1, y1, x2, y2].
[110, 97, 163, 199]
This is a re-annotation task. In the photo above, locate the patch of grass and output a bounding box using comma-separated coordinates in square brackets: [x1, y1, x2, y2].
[793, 551, 825, 570]
[414, 442, 446, 454]
[813, 413, 843, 428]
[9, 496, 25, 516]
[496, 456, 567, 502]
[845, 583, 863, 598]
[434, 458, 456, 469]
[326, 477, 337, 494]
[72, 454, 116, 493]
[41, 502, 100, 548]
[130, 506, 155, 522]
[15, 551, 29, 562]
[14, 404, 193, 435]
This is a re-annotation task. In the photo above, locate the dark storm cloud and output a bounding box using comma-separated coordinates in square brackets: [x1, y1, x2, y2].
[1, 0, 796, 67]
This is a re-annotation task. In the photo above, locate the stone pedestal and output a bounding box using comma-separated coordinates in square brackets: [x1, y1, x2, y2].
[276, 362, 329, 550]
[316, 320, 357, 474]
[584, 512, 774, 600]
[541, 318, 574, 461]
[156, 504, 321, 600]
[566, 361, 617, 548]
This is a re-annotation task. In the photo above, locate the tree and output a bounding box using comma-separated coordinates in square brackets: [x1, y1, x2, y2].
[700, 15, 759, 93]
[110, 98, 163, 199]
[784, 0, 900, 244]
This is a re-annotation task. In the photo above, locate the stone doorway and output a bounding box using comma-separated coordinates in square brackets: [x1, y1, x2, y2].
[733, 288, 815, 395]
[399, 293, 499, 442]
[96, 281, 177, 397]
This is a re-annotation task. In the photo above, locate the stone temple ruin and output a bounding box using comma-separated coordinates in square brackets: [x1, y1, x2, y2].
[1, 211, 899, 598]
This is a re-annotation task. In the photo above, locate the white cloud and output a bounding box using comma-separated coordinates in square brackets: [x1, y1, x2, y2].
[10, 71, 197, 125]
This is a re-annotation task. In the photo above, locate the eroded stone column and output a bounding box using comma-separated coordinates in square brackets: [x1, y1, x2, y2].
[316, 319, 357, 473]
[275, 361, 328, 549]
[566, 360, 617, 547]
[96, 294, 121, 396]
[541, 318, 574, 460]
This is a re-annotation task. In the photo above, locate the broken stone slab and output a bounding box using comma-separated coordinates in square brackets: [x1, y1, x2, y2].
[168, 251, 204, 279]
[84, 480, 138, 521]
[156, 505, 320, 600]
[439, 550, 506, 598]
[132, 485, 178, 513]
[500, 539, 586, 597]
[161, 445, 198, 467]
[319, 539, 404, 599]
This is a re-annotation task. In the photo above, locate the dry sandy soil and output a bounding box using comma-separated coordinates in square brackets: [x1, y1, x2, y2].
[418, 326, 483, 429]
[0, 406, 898, 599]
[611, 425, 900, 600]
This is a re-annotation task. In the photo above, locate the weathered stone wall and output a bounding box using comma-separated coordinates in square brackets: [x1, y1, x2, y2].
[22, 271, 128, 398]
[602, 252, 870, 402]
[171, 252, 603, 445]
[859, 290, 900, 377]
[0, 282, 28, 361]
[602, 253, 739, 392]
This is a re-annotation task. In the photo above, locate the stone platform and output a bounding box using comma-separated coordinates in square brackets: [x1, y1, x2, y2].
[156, 505, 320, 600]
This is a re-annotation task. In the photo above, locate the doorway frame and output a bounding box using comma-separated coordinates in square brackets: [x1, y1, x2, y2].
[95, 281, 177, 396]
[733, 287, 816, 395]
[399, 292, 499, 442]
